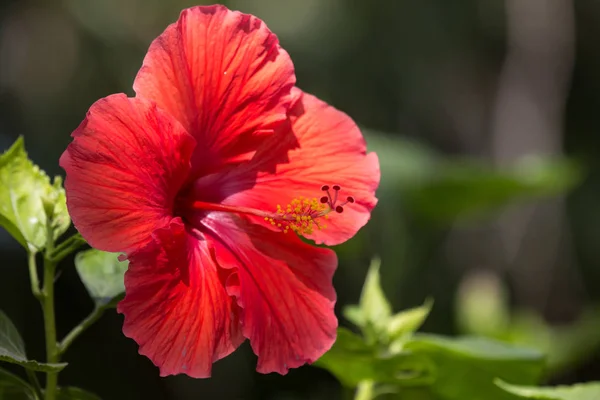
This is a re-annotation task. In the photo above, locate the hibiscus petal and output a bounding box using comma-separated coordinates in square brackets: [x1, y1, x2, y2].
[117, 218, 243, 378]
[59, 93, 195, 253]
[203, 213, 337, 375]
[195, 89, 380, 246]
[133, 5, 296, 175]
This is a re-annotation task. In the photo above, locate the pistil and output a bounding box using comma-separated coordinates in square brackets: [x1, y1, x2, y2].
[181, 185, 354, 236]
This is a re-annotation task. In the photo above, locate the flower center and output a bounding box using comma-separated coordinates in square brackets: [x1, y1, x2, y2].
[178, 184, 354, 236]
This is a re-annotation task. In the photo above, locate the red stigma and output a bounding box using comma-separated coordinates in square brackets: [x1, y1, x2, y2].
[319, 184, 354, 210]
[335, 206, 344, 213]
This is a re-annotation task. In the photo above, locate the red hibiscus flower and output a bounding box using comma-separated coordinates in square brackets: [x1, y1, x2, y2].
[60, 5, 379, 377]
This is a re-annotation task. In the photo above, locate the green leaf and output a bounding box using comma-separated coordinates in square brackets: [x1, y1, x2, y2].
[405, 157, 582, 221]
[343, 305, 364, 327]
[74, 249, 127, 307]
[388, 299, 433, 353]
[0, 367, 37, 400]
[0, 137, 70, 251]
[56, 387, 102, 400]
[388, 299, 433, 340]
[364, 131, 582, 221]
[0, 310, 66, 373]
[345, 258, 392, 337]
[363, 132, 437, 193]
[496, 380, 600, 400]
[401, 334, 545, 400]
[314, 328, 435, 387]
[360, 258, 392, 326]
[46, 176, 70, 243]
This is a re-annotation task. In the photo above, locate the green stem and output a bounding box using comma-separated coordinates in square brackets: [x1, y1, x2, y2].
[49, 233, 86, 263]
[58, 305, 106, 355]
[25, 369, 43, 400]
[42, 256, 58, 400]
[42, 220, 59, 400]
[27, 251, 42, 300]
[354, 381, 375, 400]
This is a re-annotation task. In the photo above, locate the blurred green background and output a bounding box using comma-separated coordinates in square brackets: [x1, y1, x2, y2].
[1, 0, 600, 399]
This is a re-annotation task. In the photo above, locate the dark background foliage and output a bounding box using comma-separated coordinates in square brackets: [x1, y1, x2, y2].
[1, 0, 600, 399]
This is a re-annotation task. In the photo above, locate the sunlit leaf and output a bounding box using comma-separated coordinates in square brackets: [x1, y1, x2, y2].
[400, 334, 545, 400]
[56, 386, 102, 400]
[314, 328, 435, 387]
[496, 380, 600, 400]
[0, 367, 37, 400]
[0, 137, 70, 251]
[74, 249, 127, 307]
[346, 258, 391, 337]
[0, 310, 66, 372]
[343, 305, 364, 327]
[388, 299, 433, 353]
[388, 299, 433, 340]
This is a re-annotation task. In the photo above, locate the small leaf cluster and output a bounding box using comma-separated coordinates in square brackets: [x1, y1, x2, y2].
[316, 259, 600, 400]
[0, 137, 70, 253]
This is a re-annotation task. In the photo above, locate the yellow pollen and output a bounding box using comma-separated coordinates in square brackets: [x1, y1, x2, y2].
[262, 185, 355, 236]
[268, 195, 332, 236]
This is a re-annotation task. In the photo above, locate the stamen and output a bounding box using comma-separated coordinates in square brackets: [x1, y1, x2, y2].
[266, 184, 354, 236]
[180, 184, 355, 237]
